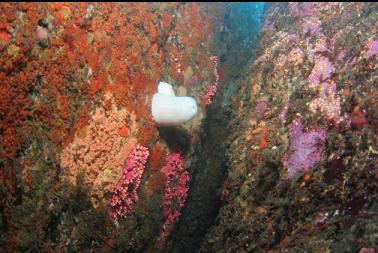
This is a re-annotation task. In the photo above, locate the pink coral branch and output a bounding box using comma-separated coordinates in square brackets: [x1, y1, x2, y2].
[109, 145, 149, 222]
[159, 153, 190, 239]
[203, 84, 218, 105]
[203, 56, 220, 105]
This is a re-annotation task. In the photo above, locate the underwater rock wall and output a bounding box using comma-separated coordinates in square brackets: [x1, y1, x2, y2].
[0, 3, 225, 252]
[1, 2, 377, 253]
[201, 2, 377, 252]
[164, 3, 265, 253]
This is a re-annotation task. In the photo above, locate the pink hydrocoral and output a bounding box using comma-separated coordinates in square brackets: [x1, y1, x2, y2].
[283, 118, 326, 179]
[159, 153, 190, 238]
[109, 145, 149, 221]
[203, 84, 218, 105]
[203, 55, 219, 105]
[210, 55, 220, 82]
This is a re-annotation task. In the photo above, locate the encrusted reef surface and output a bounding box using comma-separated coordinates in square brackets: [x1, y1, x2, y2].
[164, 3, 264, 253]
[0, 2, 377, 253]
[0, 3, 225, 252]
[200, 2, 378, 253]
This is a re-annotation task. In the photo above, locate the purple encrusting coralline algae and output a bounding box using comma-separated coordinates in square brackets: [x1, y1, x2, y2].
[289, 2, 340, 17]
[283, 118, 326, 179]
[335, 49, 347, 62]
[302, 17, 323, 36]
[289, 2, 317, 17]
[365, 39, 378, 58]
[255, 102, 268, 117]
[308, 56, 334, 85]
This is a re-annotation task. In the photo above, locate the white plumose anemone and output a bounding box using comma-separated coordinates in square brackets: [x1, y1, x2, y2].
[151, 82, 198, 126]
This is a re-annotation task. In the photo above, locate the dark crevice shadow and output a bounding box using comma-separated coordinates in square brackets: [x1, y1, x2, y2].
[157, 126, 192, 155]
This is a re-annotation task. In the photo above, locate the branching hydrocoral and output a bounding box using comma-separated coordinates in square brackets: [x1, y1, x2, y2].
[203, 56, 219, 105]
[109, 145, 149, 222]
[159, 153, 190, 239]
[59, 97, 139, 206]
[283, 118, 326, 179]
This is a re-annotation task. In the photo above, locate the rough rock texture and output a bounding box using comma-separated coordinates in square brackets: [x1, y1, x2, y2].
[164, 3, 265, 253]
[60, 96, 139, 207]
[0, 2, 377, 253]
[0, 3, 225, 252]
[200, 2, 378, 252]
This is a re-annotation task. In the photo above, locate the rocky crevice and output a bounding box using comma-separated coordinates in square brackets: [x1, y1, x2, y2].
[165, 4, 265, 252]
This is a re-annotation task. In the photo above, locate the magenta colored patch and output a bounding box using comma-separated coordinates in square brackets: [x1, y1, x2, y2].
[365, 39, 378, 58]
[335, 49, 347, 61]
[187, 74, 199, 86]
[160, 153, 189, 239]
[255, 102, 268, 117]
[314, 215, 328, 226]
[308, 56, 333, 85]
[109, 145, 149, 222]
[289, 3, 316, 17]
[347, 57, 357, 65]
[322, 82, 336, 95]
[302, 17, 323, 36]
[283, 118, 326, 179]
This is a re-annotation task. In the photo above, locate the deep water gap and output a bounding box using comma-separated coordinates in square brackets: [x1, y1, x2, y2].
[164, 3, 265, 252]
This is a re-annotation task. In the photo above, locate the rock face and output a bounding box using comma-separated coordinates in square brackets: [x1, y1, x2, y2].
[0, 2, 377, 253]
[200, 3, 378, 252]
[0, 3, 225, 252]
